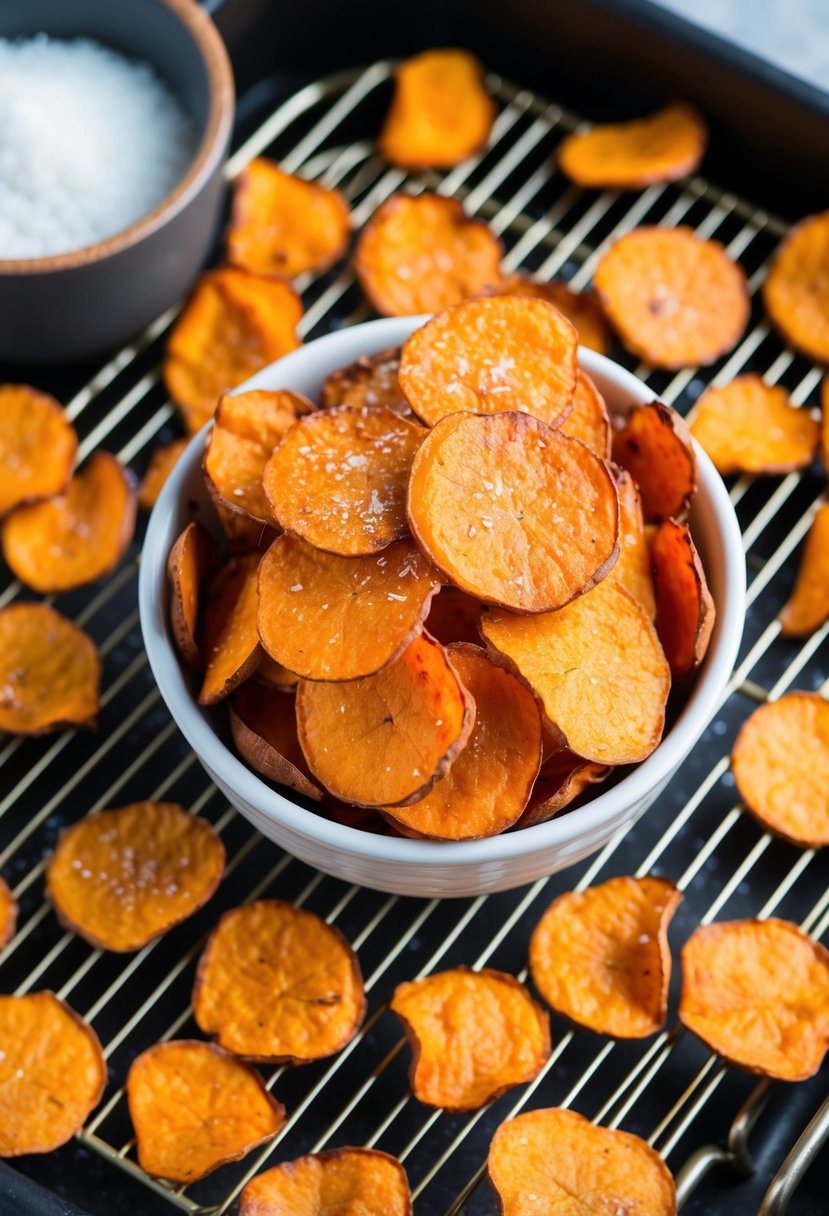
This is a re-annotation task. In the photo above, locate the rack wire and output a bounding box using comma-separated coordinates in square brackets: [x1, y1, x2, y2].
[1, 61, 827, 1216]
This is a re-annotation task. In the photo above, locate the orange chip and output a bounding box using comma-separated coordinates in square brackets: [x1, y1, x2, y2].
[679, 918, 829, 1080]
[651, 519, 715, 679]
[2, 451, 137, 594]
[320, 347, 412, 416]
[296, 632, 474, 807]
[227, 157, 351, 279]
[612, 400, 697, 523]
[530, 876, 681, 1037]
[167, 520, 220, 671]
[689, 375, 819, 475]
[193, 900, 365, 1062]
[164, 267, 303, 435]
[763, 210, 829, 362]
[400, 295, 578, 427]
[391, 968, 550, 1111]
[230, 681, 322, 801]
[0, 991, 105, 1155]
[47, 802, 225, 952]
[241, 1147, 411, 1216]
[779, 504, 829, 637]
[385, 643, 541, 840]
[199, 553, 263, 705]
[264, 405, 424, 556]
[558, 102, 707, 189]
[355, 193, 503, 317]
[611, 468, 656, 617]
[488, 1108, 676, 1216]
[408, 411, 619, 613]
[482, 578, 670, 765]
[484, 276, 611, 355]
[731, 692, 829, 848]
[594, 227, 749, 369]
[0, 876, 16, 949]
[424, 586, 482, 646]
[379, 49, 494, 169]
[127, 1039, 284, 1183]
[0, 604, 100, 735]
[519, 750, 610, 828]
[559, 370, 612, 457]
[0, 384, 77, 517]
[137, 439, 189, 510]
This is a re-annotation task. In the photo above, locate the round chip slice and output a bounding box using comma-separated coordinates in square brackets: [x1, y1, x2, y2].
[484, 275, 611, 354]
[167, 520, 220, 672]
[0, 604, 100, 735]
[408, 411, 619, 613]
[779, 503, 829, 638]
[2, 451, 136, 594]
[137, 438, 189, 511]
[390, 968, 550, 1111]
[199, 553, 263, 705]
[558, 102, 707, 189]
[612, 400, 697, 523]
[320, 347, 411, 416]
[230, 681, 323, 801]
[241, 1147, 412, 1216]
[47, 802, 225, 952]
[689, 375, 819, 475]
[594, 227, 749, 368]
[193, 900, 365, 1062]
[611, 468, 656, 618]
[0, 876, 17, 950]
[0, 384, 77, 516]
[679, 918, 829, 1080]
[0, 991, 106, 1155]
[127, 1040, 285, 1183]
[763, 209, 829, 362]
[731, 692, 829, 848]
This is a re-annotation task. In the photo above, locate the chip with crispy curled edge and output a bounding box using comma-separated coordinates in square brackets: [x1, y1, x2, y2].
[483, 579, 670, 765]
[611, 468, 656, 617]
[193, 900, 365, 1062]
[320, 347, 411, 416]
[127, 1040, 284, 1182]
[763, 210, 829, 363]
[47, 802, 225, 952]
[559, 371, 612, 458]
[0, 604, 100, 735]
[199, 553, 263, 705]
[0, 384, 77, 516]
[296, 632, 474, 807]
[0, 991, 106, 1156]
[390, 968, 550, 1111]
[558, 102, 707, 189]
[241, 1147, 412, 1216]
[230, 682, 323, 801]
[488, 1107, 677, 1216]
[385, 644, 541, 840]
[519, 750, 610, 828]
[355, 194, 503, 317]
[227, 158, 351, 278]
[0, 876, 17, 950]
[138, 439, 188, 510]
[408, 411, 619, 614]
[2, 451, 137, 594]
[424, 586, 482, 646]
[679, 918, 829, 1080]
[484, 276, 611, 355]
[651, 519, 715, 679]
[779, 504, 829, 637]
[400, 295, 578, 427]
[689, 375, 819, 475]
[594, 227, 749, 369]
[258, 535, 441, 681]
[731, 692, 829, 848]
[612, 400, 697, 523]
[167, 521, 219, 672]
[264, 405, 424, 557]
[164, 267, 303, 435]
[530, 876, 681, 1038]
[379, 49, 495, 169]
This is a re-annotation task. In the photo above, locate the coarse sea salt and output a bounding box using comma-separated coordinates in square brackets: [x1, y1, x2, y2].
[0, 35, 194, 259]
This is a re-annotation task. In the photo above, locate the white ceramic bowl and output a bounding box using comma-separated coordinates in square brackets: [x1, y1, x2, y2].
[140, 316, 745, 897]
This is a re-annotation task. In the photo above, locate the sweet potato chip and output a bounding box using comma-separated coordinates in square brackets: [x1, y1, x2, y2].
[779, 504, 829, 637]
[482, 578, 670, 764]
[164, 267, 303, 435]
[530, 876, 681, 1037]
[0, 604, 100, 735]
[167, 520, 220, 671]
[731, 692, 829, 848]
[484, 276, 611, 355]
[264, 405, 424, 556]
[0, 384, 77, 516]
[137, 439, 188, 510]
[47, 802, 225, 952]
[230, 681, 322, 800]
[519, 750, 610, 828]
[559, 371, 612, 457]
[612, 400, 697, 523]
[0, 991, 105, 1155]
[2, 451, 136, 594]
[399, 295, 578, 427]
[296, 632, 474, 807]
[320, 347, 411, 416]
[424, 586, 482, 646]
[0, 876, 16, 949]
[488, 1107, 676, 1216]
[227, 158, 351, 278]
[689, 375, 819, 475]
[127, 1039, 284, 1182]
[391, 968, 550, 1111]
[651, 519, 715, 679]
[594, 226, 749, 368]
[763, 209, 829, 362]
[558, 102, 707, 189]
[379, 49, 494, 169]
[611, 468, 656, 617]
[193, 899, 365, 1062]
[241, 1148, 411, 1216]
[679, 918, 829, 1080]
[408, 411, 618, 613]
[355, 193, 503, 317]
[199, 553, 263, 704]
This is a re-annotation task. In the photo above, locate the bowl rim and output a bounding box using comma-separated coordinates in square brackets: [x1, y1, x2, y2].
[0, 0, 234, 275]
[140, 315, 746, 870]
